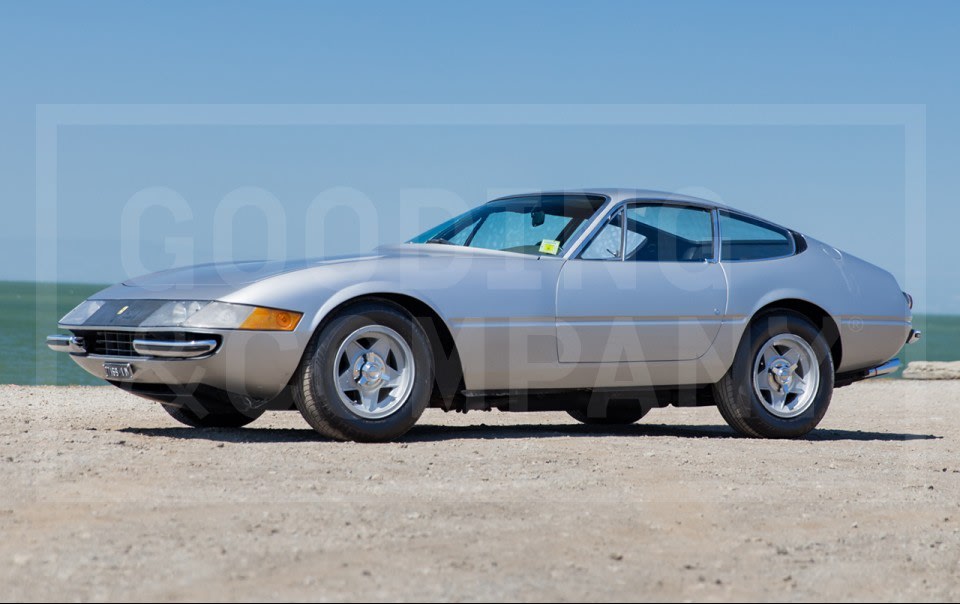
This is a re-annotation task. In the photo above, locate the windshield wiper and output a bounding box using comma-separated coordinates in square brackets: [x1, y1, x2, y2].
[426, 237, 456, 245]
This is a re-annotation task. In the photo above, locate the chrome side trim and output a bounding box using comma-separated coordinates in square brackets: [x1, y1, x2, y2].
[840, 318, 912, 327]
[864, 359, 900, 378]
[837, 315, 913, 322]
[131, 339, 218, 358]
[906, 329, 922, 344]
[450, 314, 748, 328]
[46, 334, 86, 354]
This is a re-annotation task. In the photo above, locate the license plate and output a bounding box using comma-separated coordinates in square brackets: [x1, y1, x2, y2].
[103, 362, 134, 380]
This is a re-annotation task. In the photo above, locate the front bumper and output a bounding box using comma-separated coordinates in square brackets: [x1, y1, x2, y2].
[46, 334, 87, 354]
[129, 338, 218, 358]
[47, 327, 309, 400]
[47, 334, 217, 358]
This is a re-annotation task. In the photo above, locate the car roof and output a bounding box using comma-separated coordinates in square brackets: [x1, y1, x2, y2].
[489, 188, 736, 211]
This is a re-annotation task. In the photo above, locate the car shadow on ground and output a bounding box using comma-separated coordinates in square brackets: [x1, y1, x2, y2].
[119, 423, 941, 444]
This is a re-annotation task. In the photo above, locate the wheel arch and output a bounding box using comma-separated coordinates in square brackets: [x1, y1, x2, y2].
[751, 298, 843, 370]
[302, 291, 465, 408]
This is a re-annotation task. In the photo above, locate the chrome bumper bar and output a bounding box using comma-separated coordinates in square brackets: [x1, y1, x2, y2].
[46, 334, 86, 354]
[131, 339, 218, 358]
[47, 335, 217, 359]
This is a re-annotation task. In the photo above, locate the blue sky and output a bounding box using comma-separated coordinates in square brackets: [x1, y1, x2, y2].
[1, 1, 958, 313]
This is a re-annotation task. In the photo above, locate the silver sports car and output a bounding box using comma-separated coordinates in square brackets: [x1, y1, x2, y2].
[48, 189, 920, 441]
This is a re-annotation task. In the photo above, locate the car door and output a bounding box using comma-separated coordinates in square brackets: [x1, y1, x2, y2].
[556, 202, 728, 363]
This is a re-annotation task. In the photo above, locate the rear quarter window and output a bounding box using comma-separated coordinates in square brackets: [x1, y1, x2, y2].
[719, 211, 795, 261]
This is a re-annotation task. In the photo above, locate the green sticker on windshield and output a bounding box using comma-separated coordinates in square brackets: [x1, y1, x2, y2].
[539, 239, 560, 255]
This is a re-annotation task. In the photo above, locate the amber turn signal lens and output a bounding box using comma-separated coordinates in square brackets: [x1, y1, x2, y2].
[239, 307, 303, 331]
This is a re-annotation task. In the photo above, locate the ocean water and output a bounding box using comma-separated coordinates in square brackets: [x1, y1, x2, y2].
[1, 280, 956, 385]
[1, 281, 109, 385]
[894, 313, 960, 376]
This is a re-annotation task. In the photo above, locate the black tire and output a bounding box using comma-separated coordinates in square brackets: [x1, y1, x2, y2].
[567, 401, 649, 425]
[715, 311, 834, 438]
[293, 301, 434, 442]
[161, 397, 264, 428]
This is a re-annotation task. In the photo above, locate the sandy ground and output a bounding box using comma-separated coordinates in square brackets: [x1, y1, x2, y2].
[0, 381, 958, 602]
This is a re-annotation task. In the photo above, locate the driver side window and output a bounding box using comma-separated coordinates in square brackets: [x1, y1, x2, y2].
[579, 203, 714, 262]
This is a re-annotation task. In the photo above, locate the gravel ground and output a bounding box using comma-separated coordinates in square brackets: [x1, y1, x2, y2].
[1, 380, 958, 602]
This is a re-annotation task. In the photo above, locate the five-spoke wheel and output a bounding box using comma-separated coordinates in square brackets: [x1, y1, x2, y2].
[293, 301, 434, 442]
[752, 333, 820, 419]
[716, 311, 834, 438]
[333, 325, 415, 420]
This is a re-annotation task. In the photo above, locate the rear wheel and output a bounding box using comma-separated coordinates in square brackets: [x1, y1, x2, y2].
[715, 311, 834, 438]
[293, 301, 434, 442]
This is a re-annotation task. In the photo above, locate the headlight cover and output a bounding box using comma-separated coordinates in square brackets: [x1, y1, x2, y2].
[141, 300, 209, 327]
[181, 302, 253, 329]
[61, 299, 301, 331]
[60, 300, 106, 325]
[184, 302, 302, 331]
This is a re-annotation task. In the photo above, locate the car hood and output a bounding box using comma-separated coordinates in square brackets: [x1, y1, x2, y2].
[121, 244, 545, 288]
[91, 244, 552, 303]
[122, 255, 382, 288]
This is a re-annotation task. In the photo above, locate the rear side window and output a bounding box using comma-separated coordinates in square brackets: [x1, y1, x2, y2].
[719, 211, 795, 261]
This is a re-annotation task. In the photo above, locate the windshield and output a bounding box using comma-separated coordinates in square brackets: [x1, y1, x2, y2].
[408, 195, 606, 256]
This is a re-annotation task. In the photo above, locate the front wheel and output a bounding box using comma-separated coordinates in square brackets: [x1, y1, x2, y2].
[715, 311, 834, 438]
[293, 301, 435, 442]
